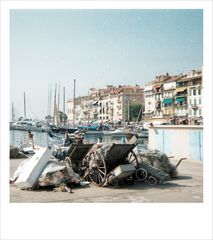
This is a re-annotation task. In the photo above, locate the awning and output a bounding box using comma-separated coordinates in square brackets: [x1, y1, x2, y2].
[175, 97, 186, 102]
[162, 98, 173, 104]
[153, 83, 162, 89]
[174, 87, 187, 94]
[92, 100, 98, 105]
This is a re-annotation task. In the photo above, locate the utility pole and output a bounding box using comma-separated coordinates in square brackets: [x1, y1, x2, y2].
[73, 79, 76, 126]
[24, 92, 26, 119]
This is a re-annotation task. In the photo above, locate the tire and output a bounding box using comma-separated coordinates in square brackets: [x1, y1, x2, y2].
[135, 168, 147, 181]
[148, 176, 158, 185]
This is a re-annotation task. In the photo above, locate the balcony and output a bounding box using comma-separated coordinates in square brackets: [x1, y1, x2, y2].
[155, 101, 161, 110]
[191, 104, 199, 109]
[175, 103, 187, 108]
[163, 104, 173, 109]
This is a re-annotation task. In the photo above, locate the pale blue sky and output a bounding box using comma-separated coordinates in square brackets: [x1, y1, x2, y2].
[10, 9, 203, 120]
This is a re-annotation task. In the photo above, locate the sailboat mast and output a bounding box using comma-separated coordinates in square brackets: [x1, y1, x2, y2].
[58, 82, 60, 112]
[63, 86, 65, 126]
[12, 101, 15, 122]
[47, 84, 50, 116]
[134, 105, 143, 131]
[54, 83, 57, 119]
[49, 84, 52, 117]
[73, 79, 76, 125]
[63, 86, 65, 114]
[24, 92, 26, 119]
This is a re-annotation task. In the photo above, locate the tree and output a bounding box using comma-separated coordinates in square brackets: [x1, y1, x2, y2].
[45, 115, 53, 122]
[125, 103, 144, 122]
[59, 111, 68, 123]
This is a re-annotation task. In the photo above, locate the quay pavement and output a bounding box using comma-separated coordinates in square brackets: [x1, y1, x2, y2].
[10, 158, 203, 203]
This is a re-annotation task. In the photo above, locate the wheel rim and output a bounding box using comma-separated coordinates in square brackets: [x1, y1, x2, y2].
[127, 151, 139, 167]
[64, 157, 71, 167]
[81, 155, 90, 179]
[107, 174, 118, 188]
[136, 168, 147, 181]
[88, 152, 107, 186]
[148, 176, 158, 185]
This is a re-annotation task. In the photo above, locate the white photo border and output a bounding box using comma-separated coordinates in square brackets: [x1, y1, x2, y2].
[1, 1, 212, 240]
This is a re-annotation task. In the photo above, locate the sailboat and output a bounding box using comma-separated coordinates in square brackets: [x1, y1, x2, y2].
[10, 93, 47, 132]
[133, 106, 149, 138]
[49, 84, 78, 134]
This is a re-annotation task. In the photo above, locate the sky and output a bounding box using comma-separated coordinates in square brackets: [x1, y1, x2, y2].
[10, 9, 203, 120]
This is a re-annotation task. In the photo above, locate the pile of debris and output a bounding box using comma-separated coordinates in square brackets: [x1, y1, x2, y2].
[10, 146, 89, 193]
[137, 149, 177, 178]
[96, 143, 113, 158]
[10, 145, 28, 159]
[10, 140, 186, 192]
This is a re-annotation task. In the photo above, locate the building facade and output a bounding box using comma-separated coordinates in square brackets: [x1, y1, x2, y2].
[144, 69, 202, 124]
[67, 85, 144, 126]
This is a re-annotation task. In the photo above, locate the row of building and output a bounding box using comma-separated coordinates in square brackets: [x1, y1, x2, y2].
[67, 85, 144, 125]
[144, 69, 202, 125]
[67, 69, 202, 126]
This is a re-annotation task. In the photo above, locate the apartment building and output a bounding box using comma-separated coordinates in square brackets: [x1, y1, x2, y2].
[184, 70, 202, 124]
[144, 69, 203, 124]
[67, 85, 144, 125]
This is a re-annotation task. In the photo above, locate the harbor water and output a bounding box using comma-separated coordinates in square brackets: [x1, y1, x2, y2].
[10, 130, 148, 147]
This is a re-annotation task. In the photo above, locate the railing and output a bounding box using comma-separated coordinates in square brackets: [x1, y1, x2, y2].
[191, 104, 199, 109]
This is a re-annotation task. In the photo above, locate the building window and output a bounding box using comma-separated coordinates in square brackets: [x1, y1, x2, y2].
[199, 109, 202, 115]
[194, 99, 196, 105]
[198, 89, 201, 95]
[193, 89, 196, 96]
[199, 98, 201, 104]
